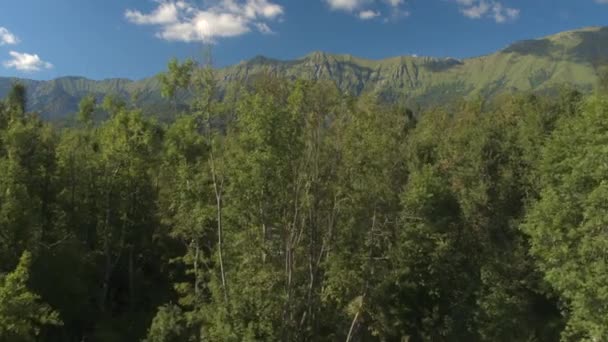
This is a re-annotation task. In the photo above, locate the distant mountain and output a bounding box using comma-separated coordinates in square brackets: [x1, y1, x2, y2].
[2, 26, 608, 120]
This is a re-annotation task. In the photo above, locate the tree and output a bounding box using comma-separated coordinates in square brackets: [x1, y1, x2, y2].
[0, 251, 61, 341]
[143, 304, 189, 342]
[323, 93, 410, 340]
[7, 82, 27, 117]
[77, 94, 96, 126]
[523, 94, 608, 341]
[0, 107, 57, 266]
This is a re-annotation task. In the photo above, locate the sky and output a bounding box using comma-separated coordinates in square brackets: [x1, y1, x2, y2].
[0, 0, 607, 80]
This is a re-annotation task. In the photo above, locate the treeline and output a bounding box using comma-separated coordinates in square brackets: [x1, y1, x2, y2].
[0, 60, 607, 341]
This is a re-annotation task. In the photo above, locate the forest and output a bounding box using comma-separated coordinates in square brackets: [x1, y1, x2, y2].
[1, 59, 607, 342]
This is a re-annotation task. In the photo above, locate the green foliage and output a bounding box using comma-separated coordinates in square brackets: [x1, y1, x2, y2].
[143, 305, 188, 342]
[7, 82, 27, 116]
[0, 252, 61, 341]
[77, 94, 96, 126]
[101, 93, 127, 117]
[524, 95, 608, 341]
[159, 58, 196, 100]
[3, 60, 608, 342]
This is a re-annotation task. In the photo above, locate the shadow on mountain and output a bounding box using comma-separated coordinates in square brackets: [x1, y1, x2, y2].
[423, 58, 464, 72]
[246, 55, 299, 68]
[528, 68, 552, 88]
[569, 27, 608, 67]
[502, 39, 559, 57]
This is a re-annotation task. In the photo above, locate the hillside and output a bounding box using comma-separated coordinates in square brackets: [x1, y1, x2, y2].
[2, 26, 607, 120]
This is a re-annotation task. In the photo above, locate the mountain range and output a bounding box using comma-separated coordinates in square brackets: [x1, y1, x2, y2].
[2, 26, 608, 120]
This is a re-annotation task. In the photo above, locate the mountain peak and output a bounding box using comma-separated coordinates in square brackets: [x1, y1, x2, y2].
[247, 55, 280, 65]
[302, 51, 332, 63]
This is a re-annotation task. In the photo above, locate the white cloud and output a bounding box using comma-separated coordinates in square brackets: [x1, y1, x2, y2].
[384, 0, 403, 7]
[460, 1, 489, 18]
[359, 9, 380, 19]
[491, 3, 519, 23]
[455, 0, 519, 23]
[324, 0, 407, 20]
[0, 27, 19, 46]
[3, 51, 53, 72]
[241, 0, 283, 18]
[325, 0, 371, 11]
[126, 0, 283, 43]
[125, 2, 180, 24]
[254, 22, 275, 34]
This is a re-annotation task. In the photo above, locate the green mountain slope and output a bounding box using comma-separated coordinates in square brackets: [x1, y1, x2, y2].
[2, 26, 607, 120]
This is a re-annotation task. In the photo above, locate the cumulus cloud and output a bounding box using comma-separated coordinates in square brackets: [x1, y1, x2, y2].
[125, 0, 283, 43]
[455, 0, 519, 23]
[324, 0, 407, 20]
[125, 2, 181, 24]
[326, 0, 371, 11]
[359, 9, 380, 19]
[0, 27, 19, 46]
[3, 51, 53, 72]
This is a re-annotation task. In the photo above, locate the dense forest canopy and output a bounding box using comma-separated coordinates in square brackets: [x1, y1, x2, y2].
[1, 57, 608, 341]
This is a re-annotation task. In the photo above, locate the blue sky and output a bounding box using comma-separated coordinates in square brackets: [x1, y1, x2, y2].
[0, 0, 607, 80]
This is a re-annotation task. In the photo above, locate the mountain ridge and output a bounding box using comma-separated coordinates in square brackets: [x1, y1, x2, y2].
[2, 25, 607, 120]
